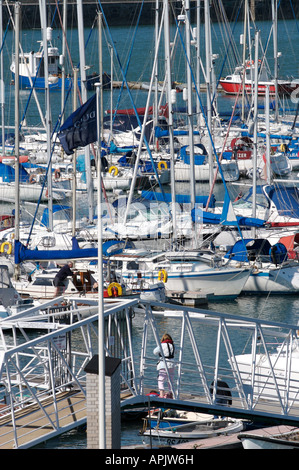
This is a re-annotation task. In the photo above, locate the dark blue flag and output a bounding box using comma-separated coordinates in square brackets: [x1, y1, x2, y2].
[58, 94, 97, 155]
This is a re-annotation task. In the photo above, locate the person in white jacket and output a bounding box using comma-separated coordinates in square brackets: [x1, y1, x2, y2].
[153, 333, 175, 398]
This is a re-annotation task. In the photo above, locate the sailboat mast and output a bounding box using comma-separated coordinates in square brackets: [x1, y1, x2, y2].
[252, 30, 259, 239]
[204, 0, 213, 187]
[98, 12, 103, 145]
[123, 2, 166, 225]
[265, 85, 271, 185]
[195, 0, 201, 128]
[0, 1, 5, 155]
[77, 0, 94, 222]
[185, 0, 196, 213]
[241, 0, 248, 122]
[154, 0, 159, 150]
[72, 68, 78, 238]
[271, 0, 278, 122]
[39, 0, 53, 231]
[60, 0, 67, 124]
[164, 0, 177, 241]
[14, 2, 20, 280]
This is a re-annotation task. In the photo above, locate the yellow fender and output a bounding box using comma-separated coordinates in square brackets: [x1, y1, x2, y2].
[0, 241, 12, 255]
[107, 282, 122, 297]
[158, 160, 167, 171]
[158, 269, 168, 283]
[109, 166, 119, 176]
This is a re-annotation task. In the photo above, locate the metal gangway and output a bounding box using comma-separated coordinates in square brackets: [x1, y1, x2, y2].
[0, 296, 299, 448]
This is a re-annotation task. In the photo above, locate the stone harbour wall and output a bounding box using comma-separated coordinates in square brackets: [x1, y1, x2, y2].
[5, 1, 299, 29]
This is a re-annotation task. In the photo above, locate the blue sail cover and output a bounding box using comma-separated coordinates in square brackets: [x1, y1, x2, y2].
[179, 145, 207, 165]
[14, 238, 131, 264]
[224, 239, 269, 262]
[14, 238, 98, 264]
[141, 190, 216, 208]
[224, 238, 287, 264]
[155, 127, 200, 138]
[191, 207, 265, 227]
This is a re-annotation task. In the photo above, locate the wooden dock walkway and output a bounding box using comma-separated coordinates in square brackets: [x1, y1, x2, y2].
[0, 390, 86, 449]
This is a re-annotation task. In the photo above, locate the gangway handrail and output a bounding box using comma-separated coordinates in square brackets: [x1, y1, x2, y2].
[0, 299, 299, 447]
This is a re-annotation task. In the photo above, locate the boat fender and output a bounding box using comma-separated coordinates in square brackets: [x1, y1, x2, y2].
[158, 269, 168, 283]
[280, 143, 288, 153]
[0, 241, 12, 255]
[54, 168, 61, 179]
[107, 282, 122, 297]
[109, 166, 119, 176]
[158, 160, 167, 171]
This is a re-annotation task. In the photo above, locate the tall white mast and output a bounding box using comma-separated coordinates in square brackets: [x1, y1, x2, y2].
[39, 0, 53, 231]
[271, 0, 278, 122]
[60, 0, 67, 124]
[164, 0, 177, 242]
[77, 0, 94, 222]
[185, 0, 196, 213]
[14, 2, 20, 281]
[241, 0, 248, 122]
[0, 0, 5, 155]
[195, 0, 202, 128]
[252, 30, 259, 239]
[204, 0, 213, 187]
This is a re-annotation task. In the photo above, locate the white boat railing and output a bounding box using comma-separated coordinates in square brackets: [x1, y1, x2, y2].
[0, 298, 299, 447]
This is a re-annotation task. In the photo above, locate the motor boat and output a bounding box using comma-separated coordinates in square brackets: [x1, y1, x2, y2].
[105, 246, 251, 300]
[219, 61, 298, 96]
[10, 27, 99, 91]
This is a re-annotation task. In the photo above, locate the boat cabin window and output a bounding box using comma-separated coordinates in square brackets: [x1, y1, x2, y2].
[226, 76, 232, 81]
[126, 210, 140, 221]
[152, 256, 167, 264]
[166, 256, 201, 263]
[233, 192, 268, 210]
[127, 261, 139, 270]
[32, 278, 53, 286]
[110, 260, 123, 270]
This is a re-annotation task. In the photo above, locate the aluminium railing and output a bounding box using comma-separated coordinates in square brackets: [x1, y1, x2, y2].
[0, 297, 299, 447]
